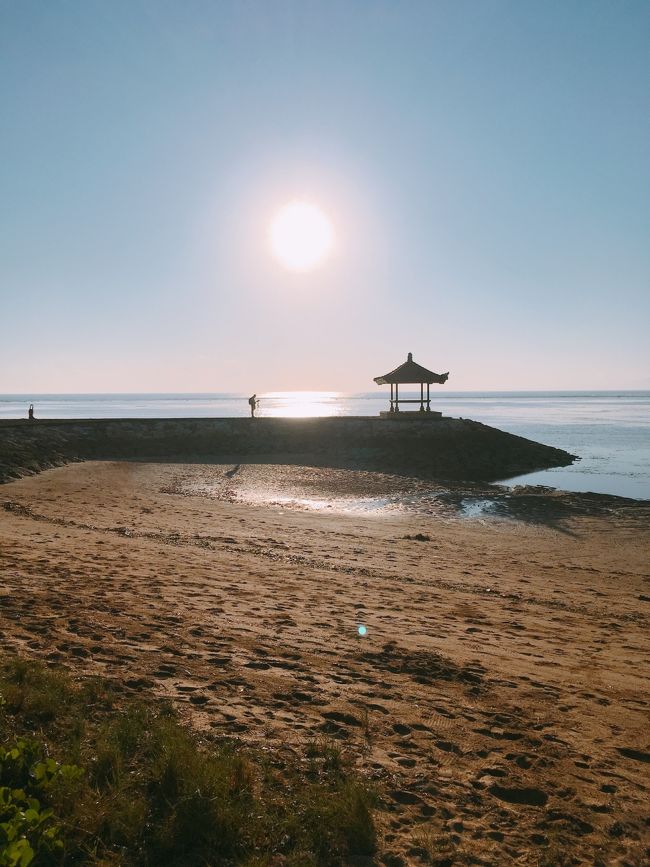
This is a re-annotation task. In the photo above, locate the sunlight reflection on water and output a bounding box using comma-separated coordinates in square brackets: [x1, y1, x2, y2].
[258, 391, 342, 418]
[241, 490, 396, 514]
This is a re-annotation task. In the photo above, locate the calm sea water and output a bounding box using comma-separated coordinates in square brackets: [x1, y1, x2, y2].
[2, 391, 649, 500]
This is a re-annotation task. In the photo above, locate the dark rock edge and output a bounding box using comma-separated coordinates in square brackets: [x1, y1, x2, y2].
[0, 416, 575, 486]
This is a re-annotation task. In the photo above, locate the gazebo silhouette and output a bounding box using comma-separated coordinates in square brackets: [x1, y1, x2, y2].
[374, 352, 449, 414]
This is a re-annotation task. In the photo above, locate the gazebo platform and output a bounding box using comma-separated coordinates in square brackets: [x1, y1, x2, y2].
[379, 410, 442, 419]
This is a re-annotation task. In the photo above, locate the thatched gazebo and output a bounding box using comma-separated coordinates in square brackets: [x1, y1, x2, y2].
[374, 352, 449, 415]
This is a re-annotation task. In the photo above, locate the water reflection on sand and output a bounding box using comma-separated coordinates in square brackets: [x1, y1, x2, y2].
[162, 463, 649, 528]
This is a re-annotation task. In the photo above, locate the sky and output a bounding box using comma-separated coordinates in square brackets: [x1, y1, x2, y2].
[1, 0, 649, 393]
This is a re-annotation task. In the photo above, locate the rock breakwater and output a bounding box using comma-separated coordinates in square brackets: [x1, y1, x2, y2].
[0, 416, 575, 484]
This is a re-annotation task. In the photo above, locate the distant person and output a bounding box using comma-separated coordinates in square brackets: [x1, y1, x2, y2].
[28, 403, 35, 421]
[248, 394, 258, 418]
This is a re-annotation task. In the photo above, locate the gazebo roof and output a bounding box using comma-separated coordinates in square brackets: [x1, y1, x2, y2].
[374, 352, 449, 385]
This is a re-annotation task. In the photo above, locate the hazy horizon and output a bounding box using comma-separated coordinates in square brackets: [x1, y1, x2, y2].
[2, 388, 650, 397]
[2, 1, 649, 393]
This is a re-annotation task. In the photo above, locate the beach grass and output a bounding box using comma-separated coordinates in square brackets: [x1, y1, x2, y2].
[0, 655, 377, 865]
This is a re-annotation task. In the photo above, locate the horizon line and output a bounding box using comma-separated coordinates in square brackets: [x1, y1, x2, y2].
[2, 389, 649, 397]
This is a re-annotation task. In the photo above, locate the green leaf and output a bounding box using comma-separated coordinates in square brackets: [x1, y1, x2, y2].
[5, 838, 35, 867]
[0, 820, 17, 841]
[58, 764, 83, 781]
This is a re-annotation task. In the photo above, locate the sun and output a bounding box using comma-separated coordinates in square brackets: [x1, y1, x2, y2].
[269, 201, 334, 272]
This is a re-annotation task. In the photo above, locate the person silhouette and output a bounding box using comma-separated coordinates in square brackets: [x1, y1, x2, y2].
[248, 394, 257, 418]
[28, 404, 35, 421]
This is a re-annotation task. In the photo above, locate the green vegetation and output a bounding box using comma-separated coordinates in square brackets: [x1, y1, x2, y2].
[0, 736, 82, 866]
[0, 657, 376, 865]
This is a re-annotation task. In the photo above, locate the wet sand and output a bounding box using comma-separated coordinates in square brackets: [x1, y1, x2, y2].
[1, 461, 649, 864]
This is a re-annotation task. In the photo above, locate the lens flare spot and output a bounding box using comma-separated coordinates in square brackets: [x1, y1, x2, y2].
[357, 624, 367, 636]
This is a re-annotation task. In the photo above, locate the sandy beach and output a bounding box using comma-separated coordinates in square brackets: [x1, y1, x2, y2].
[1, 460, 649, 864]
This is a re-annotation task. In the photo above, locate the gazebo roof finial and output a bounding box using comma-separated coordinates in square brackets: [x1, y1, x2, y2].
[407, 351, 413, 362]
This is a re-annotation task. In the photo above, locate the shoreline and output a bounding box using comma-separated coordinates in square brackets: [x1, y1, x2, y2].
[158, 460, 650, 522]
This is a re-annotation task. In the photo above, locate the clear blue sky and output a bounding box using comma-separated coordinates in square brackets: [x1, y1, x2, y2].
[1, 0, 648, 392]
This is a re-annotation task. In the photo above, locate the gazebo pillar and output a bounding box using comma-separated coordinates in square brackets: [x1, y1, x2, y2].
[395, 383, 399, 411]
[426, 382, 430, 412]
[420, 382, 424, 412]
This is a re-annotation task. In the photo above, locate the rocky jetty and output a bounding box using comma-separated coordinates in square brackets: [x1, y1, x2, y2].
[0, 416, 575, 484]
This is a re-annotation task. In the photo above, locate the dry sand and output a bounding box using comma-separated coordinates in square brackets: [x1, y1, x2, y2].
[1, 461, 649, 864]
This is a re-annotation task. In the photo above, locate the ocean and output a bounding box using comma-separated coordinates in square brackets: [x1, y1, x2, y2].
[1, 391, 649, 500]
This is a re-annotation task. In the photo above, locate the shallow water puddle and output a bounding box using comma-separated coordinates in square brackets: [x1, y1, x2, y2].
[459, 498, 502, 519]
[241, 490, 401, 515]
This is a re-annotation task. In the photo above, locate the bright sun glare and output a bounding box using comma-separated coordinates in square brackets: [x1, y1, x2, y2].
[269, 201, 334, 272]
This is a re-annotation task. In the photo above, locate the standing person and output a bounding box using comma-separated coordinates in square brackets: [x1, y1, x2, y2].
[28, 404, 35, 421]
[248, 394, 257, 418]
